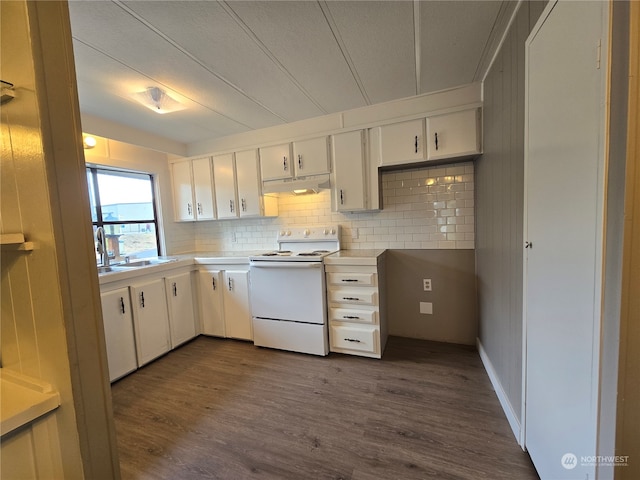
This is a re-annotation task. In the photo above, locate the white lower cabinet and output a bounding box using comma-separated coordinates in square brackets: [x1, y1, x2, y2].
[223, 270, 252, 340]
[198, 269, 225, 337]
[100, 287, 137, 382]
[165, 271, 197, 348]
[325, 255, 387, 359]
[130, 278, 171, 366]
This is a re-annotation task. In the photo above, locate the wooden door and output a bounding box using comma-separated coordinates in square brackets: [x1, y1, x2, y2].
[192, 157, 215, 220]
[223, 270, 252, 340]
[212, 153, 238, 219]
[332, 130, 366, 211]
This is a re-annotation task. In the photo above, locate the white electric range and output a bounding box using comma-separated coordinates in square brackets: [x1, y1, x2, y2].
[249, 226, 341, 356]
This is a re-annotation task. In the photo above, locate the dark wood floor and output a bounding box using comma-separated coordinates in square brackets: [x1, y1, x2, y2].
[111, 336, 539, 480]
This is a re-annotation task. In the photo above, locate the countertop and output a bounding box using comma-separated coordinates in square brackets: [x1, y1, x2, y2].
[98, 250, 387, 284]
[325, 249, 386, 266]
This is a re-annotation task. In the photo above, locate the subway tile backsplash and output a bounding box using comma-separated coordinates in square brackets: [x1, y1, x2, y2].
[194, 162, 475, 251]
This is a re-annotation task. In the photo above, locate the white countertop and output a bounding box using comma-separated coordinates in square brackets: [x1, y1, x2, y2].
[325, 249, 386, 266]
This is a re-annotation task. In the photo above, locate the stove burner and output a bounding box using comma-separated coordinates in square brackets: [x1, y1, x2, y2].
[261, 250, 292, 256]
[297, 250, 330, 257]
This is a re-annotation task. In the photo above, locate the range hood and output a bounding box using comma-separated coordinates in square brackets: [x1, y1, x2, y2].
[262, 174, 331, 195]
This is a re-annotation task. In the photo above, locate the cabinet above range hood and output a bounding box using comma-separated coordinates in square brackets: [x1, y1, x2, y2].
[262, 173, 331, 195]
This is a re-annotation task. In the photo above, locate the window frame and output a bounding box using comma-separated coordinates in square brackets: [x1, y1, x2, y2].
[87, 165, 162, 259]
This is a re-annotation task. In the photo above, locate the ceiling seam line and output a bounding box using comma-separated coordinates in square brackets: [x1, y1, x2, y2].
[72, 37, 253, 130]
[218, 1, 329, 116]
[317, 1, 370, 105]
[413, 0, 421, 96]
[112, 0, 289, 123]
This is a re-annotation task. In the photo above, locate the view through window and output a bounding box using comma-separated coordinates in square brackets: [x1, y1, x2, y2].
[87, 167, 160, 264]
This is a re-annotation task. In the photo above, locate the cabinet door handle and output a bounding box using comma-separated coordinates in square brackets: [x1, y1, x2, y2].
[212, 277, 216, 290]
[197, 202, 202, 215]
[140, 291, 145, 308]
[340, 189, 344, 205]
[525, 241, 533, 249]
[228, 277, 233, 291]
[415, 135, 418, 153]
[435, 132, 439, 151]
[172, 282, 177, 297]
[241, 198, 246, 212]
[298, 154, 302, 169]
[230, 199, 234, 213]
[120, 297, 125, 314]
[341, 279, 358, 282]
[187, 203, 192, 215]
[343, 315, 360, 320]
[283, 156, 288, 171]
[344, 338, 361, 343]
[342, 297, 360, 301]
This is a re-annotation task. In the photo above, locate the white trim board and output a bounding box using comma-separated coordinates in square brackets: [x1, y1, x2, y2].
[477, 338, 523, 448]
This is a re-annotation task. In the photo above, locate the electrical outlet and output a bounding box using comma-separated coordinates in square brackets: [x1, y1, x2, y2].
[352, 227, 359, 240]
[420, 302, 433, 315]
[423, 278, 432, 291]
[232, 232, 237, 243]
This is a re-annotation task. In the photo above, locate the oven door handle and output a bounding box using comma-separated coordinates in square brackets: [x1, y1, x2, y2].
[250, 261, 322, 269]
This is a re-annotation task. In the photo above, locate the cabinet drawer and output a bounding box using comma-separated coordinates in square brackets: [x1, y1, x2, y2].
[329, 289, 377, 306]
[327, 272, 376, 287]
[330, 324, 378, 354]
[330, 307, 377, 325]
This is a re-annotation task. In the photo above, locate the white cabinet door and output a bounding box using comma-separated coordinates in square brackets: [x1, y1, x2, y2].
[192, 157, 216, 220]
[426, 109, 480, 161]
[378, 118, 425, 166]
[165, 271, 197, 348]
[524, 3, 605, 479]
[171, 160, 195, 221]
[213, 153, 238, 219]
[198, 269, 225, 337]
[223, 270, 252, 340]
[292, 136, 330, 177]
[235, 149, 262, 217]
[100, 288, 137, 382]
[332, 130, 366, 211]
[259, 143, 293, 181]
[130, 278, 171, 366]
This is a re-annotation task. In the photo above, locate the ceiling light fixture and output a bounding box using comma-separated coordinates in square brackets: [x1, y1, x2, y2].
[133, 86, 186, 114]
[83, 135, 97, 149]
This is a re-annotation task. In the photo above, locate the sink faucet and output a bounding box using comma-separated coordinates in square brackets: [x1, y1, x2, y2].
[96, 227, 110, 267]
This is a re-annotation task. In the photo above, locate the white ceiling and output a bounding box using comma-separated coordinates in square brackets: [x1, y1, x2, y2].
[68, 0, 507, 148]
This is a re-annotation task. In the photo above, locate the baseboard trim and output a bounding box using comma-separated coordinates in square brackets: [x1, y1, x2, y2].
[477, 338, 523, 447]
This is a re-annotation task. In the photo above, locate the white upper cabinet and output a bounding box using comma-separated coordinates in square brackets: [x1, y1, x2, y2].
[171, 160, 196, 221]
[332, 130, 367, 212]
[170, 157, 215, 222]
[426, 108, 481, 161]
[191, 157, 216, 220]
[235, 149, 263, 217]
[212, 153, 238, 220]
[260, 143, 293, 181]
[213, 151, 278, 219]
[260, 137, 330, 182]
[377, 118, 425, 167]
[292, 136, 330, 177]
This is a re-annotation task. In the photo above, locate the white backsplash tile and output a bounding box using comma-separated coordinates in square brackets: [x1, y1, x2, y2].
[194, 162, 475, 251]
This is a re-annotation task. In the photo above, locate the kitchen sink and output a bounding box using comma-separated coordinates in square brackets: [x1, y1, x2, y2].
[117, 260, 153, 267]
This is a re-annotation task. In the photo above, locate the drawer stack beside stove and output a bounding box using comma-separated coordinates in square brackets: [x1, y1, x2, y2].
[325, 259, 387, 359]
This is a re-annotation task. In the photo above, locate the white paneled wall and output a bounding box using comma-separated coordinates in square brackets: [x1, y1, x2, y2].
[195, 162, 474, 251]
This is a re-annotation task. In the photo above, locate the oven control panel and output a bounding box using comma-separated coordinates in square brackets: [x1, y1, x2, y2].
[277, 225, 340, 242]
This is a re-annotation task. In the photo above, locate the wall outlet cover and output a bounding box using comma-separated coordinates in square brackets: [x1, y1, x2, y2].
[420, 302, 433, 314]
[423, 278, 432, 291]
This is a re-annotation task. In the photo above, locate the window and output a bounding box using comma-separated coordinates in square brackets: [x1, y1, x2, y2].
[87, 166, 160, 264]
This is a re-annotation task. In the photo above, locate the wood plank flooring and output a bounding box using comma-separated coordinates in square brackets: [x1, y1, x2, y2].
[111, 336, 539, 480]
